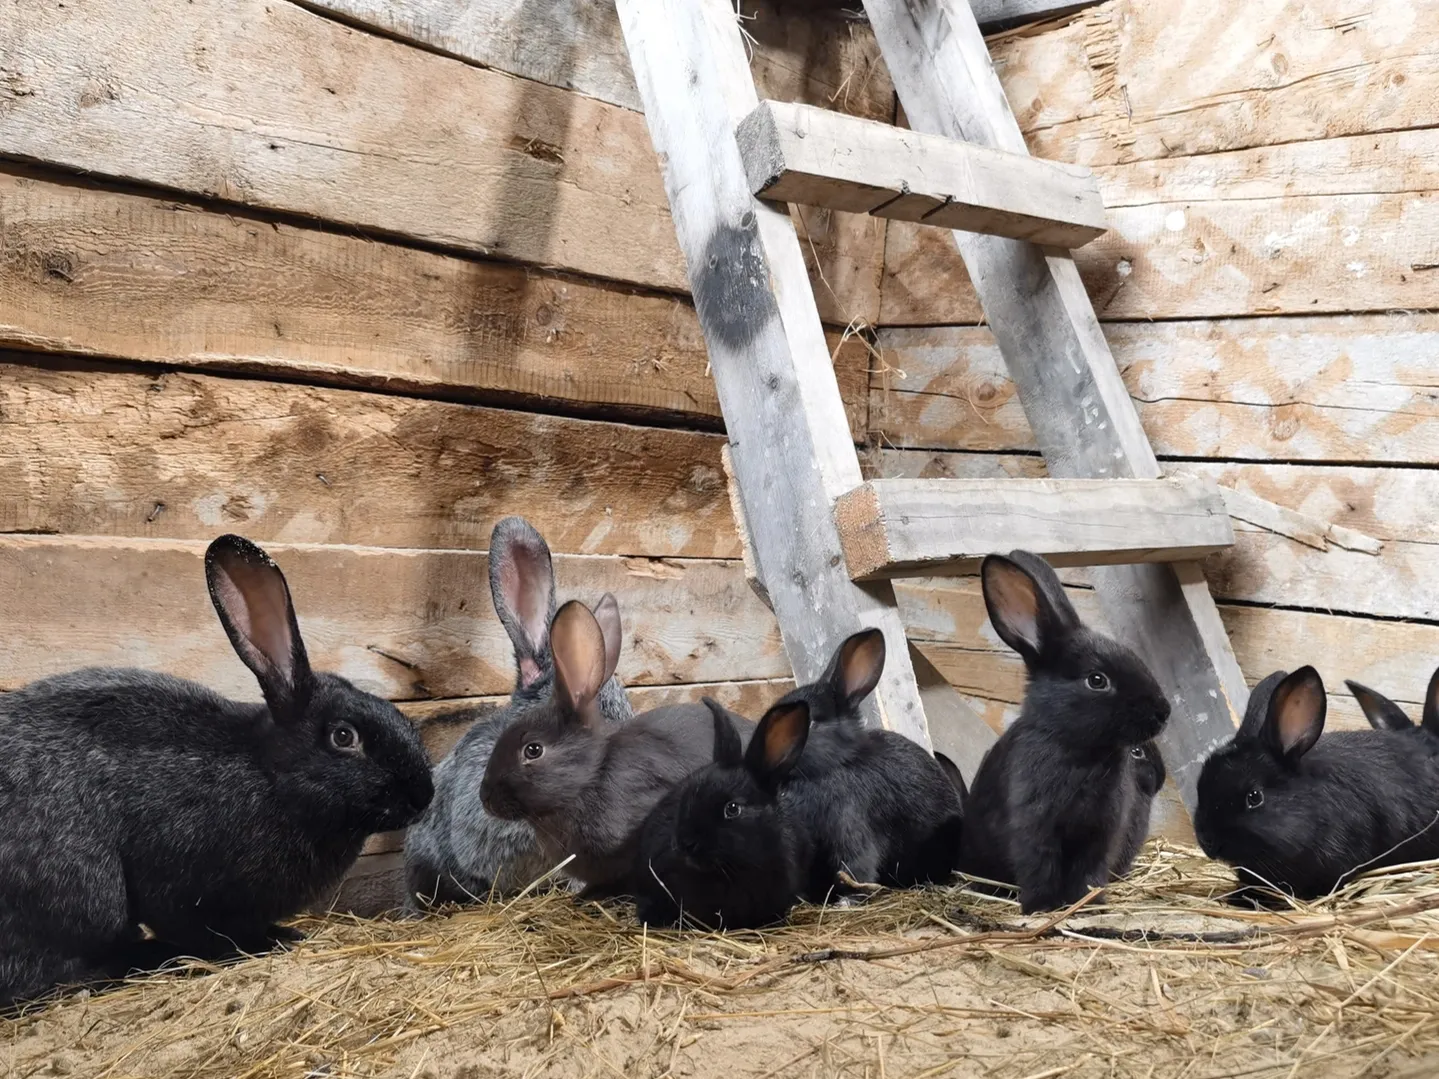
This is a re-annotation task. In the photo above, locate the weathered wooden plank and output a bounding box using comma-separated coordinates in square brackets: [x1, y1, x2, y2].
[991, 0, 1439, 167]
[0, 171, 870, 438]
[834, 477, 1231, 580]
[881, 180, 1439, 324]
[870, 316, 1439, 465]
[0, 0, 880, 323]
[295, 0, 897, 121]
[616, 0, 953, 747]
[863, 0, 1247, 810]
[872, 449, 1439, 625]
[897, 576, 1439, 736]
[0, 361, 743, 558]
[0, 537, 785, 698]
[737, 100, 1107, 247]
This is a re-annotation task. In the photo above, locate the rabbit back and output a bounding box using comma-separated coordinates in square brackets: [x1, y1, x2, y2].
[2, 670, 402, 935]
[786, 725, 962, 894]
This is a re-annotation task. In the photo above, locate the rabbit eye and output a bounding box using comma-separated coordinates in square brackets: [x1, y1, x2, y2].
[523, 742, 544, 761]
[1245, 789, 1264, 809]
[723, 801, 742, 820]
[1130, 745, 1146, 760]
[328, 722, 361, 753]
[1086, 671, 1111, 691]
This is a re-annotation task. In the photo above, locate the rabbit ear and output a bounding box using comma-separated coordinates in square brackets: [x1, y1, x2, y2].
[1345, 680, 1413, 731]
[1423, 666, 1439, 735]
[591, 593, 623, 685]
[745, 700, 810, 785]
[934, 752, 968, 803]
[1264, 666, 1326, 763]
[206, 535, 312, 718]
[549, 600, 608, 726]
[981, 552, 1076, 663]
[705, 698, 743, 767]
[1237, 669, 1290, 741]
[825, 629, 886, 711]
[489, 517, 556, 691]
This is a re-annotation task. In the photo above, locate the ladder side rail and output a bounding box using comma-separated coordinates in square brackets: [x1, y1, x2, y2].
[862, 0, 1247, 809]
[616, 0, 997, 755]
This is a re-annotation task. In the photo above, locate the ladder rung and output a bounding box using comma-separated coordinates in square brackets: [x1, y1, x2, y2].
[736, 100, 1107, 248]
[834, 478, 1234, 581]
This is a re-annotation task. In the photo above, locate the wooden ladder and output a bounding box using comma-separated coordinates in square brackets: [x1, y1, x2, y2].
[615, 0, 1247, 810]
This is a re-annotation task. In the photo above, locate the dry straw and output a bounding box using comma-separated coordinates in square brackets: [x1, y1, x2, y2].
[7, 843, 1439, 1078]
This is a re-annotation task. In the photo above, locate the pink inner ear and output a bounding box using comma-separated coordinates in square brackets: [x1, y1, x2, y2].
[1275, 679, 1323, 753]
[840, 633, 885, 700]
[215, 559, 294, 681]
[499, 540, 552, 652]
[518, 656, 542, 689]
[987, 565, 1041, 651]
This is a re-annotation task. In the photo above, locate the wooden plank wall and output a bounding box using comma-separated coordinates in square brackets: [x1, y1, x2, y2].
[869, 0, 1439, 738]
[1, 0, 1431, 894]
[0, 0, 891, 905]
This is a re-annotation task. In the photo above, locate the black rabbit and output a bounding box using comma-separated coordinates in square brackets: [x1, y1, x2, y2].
[404, 518, 633, 910]
[480, 598, 754, 894]
[957, 551, 1172, 913]
[633, 697, 813, 929]
[0, 536, 433, 1008]
[779, 630, 964, 896]
[1196, 667, 1439, 906]
[1345, 668, 1439, 756]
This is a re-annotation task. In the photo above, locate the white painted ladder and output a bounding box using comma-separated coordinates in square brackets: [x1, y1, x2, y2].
[614, 0, 1247, 809]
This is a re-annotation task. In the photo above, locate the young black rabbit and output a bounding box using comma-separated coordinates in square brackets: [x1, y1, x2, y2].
[480, 599, 754, 894]
[1196, 667, 1439, 906]
[1345, 668, 1439, 755]
[957, 551, 1172, 913]
[404, 518, 633, 910]
[782, 629, 966, 895]
[748, 630, 961, 897]
[1110, 740, 1167, 878]
[633, 697, 813, 929]
[0, 535, 433, 1008]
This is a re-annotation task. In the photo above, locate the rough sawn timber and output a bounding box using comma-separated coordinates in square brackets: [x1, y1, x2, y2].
[0, 171, 870, 437]
[862, 0, 1246, 809]
[833, 477, 1232, 580]
[616, 0, 995, 752]
[0, 0, 881, 324]
[0, 362, 744, 559]
[868, 316, 1439, 466]
[991, 0, 1439, 167]
[736, 100, 1107, 248]
[871, 448, 1439, 627]
[0, 536, 786, 699]
[293, 0, 898, 121]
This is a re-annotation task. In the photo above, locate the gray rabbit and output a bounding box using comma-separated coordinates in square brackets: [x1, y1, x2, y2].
[481, 598, 754, 895]
[404, 517, 633, 910]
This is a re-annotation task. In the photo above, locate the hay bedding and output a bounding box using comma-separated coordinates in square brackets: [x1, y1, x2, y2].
[8, 845, 1439, 1079]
